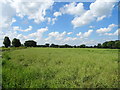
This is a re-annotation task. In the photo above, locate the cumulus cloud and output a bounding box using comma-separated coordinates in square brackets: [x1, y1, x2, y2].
[76, 32, 82, 36]
[52, 0, 116, 28]
[63, 37, 77, 41]
[96, 24, 117, 33]
[45, 31, 67, 41]
[59, 2, 85, 16]
[0, 0, 16, 29]
[51, 18, 57, 25]
[45, 31, 79, 45]
[53, 2, 85, 17]
[52, 2, 85, 25]
[67, 32, 73, 35]
[83, 30, 93, 37]
[11, 0, 54, 24]
[44, 30, 93, 45]
[76, 30, 93, 38]
[13, 26, 32, 32]
[97, 15, 106, 21]
[104, 29, 120, 36]
[83, 40, 99, 46]
[28, 27, 48, 38]
[0, 0, 54, 30]
[89, 25, 95, 28]
[12, 18, 16, 23]
[72, 10, 95, 28]
[71, 0, 117, 28]
[53, 12, 62, 17]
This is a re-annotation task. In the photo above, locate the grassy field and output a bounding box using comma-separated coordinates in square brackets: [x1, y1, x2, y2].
[2, 48, 119, 88]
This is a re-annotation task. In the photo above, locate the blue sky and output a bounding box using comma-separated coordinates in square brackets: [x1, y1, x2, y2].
[0, 0, 119, 46]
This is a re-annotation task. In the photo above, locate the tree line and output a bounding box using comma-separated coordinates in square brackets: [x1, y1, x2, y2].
[2, 36, 120, 49]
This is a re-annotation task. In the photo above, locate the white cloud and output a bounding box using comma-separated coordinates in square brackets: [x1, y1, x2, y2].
[104, 29, 120, 36]
[0, 0, 16, 29]
[52, 2, 85, 25]
[44, 31, 80, 45]
[76, 30, 93, 38]
[71, 10, 95, 28]
[12, 18, 16, 23]
[96, 24, 117, 33]
[83, 40, 99, 46]
[83, 30, 93, 37]
[13, 26, 32, 32]
[53, 12, 62, 17]
[90, 0, 116, 18]
[52, 0, 117, 27]
[24, 26, 32, 32]
[0, 0, 54, 30]
[97, 15, 106, 21]
[44, 30, 93, 45]
[47, 17, 51, 24]
[64, 37, 77, 41]
[59, 2, 85, 16]
[11, 0, 54, 24]
[71, 0, 116, 28]
[67, 32, 73, 35]
[45, 31, 67, 41]
[51, 18, 57, 25]
[76, 32, 82, 36]
[89, 25, 95, 28]
[28, 27, 48, 38]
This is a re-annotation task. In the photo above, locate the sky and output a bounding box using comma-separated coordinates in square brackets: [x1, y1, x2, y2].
[0, 0, 120, 46]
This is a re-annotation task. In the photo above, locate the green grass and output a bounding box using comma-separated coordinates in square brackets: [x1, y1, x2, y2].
[2, 48, 119, 88]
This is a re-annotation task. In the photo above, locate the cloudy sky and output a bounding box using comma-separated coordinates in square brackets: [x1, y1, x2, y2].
[0, 0, 119, 46]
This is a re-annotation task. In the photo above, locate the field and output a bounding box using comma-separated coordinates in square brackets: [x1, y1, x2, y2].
[2, 48, 119, 88]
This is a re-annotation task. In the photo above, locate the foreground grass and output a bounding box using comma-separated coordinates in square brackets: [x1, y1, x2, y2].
[2, 48, 119, 88]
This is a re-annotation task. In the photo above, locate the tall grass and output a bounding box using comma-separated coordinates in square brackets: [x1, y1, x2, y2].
[2, 48, 119, 88]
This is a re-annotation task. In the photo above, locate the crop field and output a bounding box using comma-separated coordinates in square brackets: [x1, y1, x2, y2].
[2, 48, 119, 88]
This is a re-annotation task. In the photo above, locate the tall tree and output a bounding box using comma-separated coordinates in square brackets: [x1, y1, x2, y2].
[115, 40, 120, 49]
[107, 41, 115, 49]
[102, 42, 109, 48]
[50, 44, 55, 47]
[97, 43, 102, 48]
[45, 43, 49, 47]
[24, 40, 37, 47]
[12, 38, 21, 47]
[80, 44, 86, 48]
[3, 36, 11, 48]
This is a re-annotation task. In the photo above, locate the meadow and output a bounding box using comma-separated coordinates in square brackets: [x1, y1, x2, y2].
[2, 48, 119, 88]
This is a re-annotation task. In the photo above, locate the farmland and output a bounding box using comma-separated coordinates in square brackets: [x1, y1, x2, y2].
[2, 48, 119, 88]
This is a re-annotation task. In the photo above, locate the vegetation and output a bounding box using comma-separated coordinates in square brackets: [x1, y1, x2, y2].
[3, 36, 11, 48]
[2, 48, 118, 88]
[1, 36, 119, 88]
[24, 40, 37, 47]
[2, 36, 120, 49]
[12, 38, 21, 47]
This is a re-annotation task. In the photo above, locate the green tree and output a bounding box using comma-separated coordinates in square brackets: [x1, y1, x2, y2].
[50, 44, 55, 47]
[24, 40, 37, 47]
[107, 41, 115, 49]
[80, 44, 86, 48]
[102, 42, 109, 48]
[45, 43, 49, 47]
[97, 43, 102, 48]
[12, 38, 21, 47]
[3, 36, 11, 48]
[115, 40, 120, 49]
